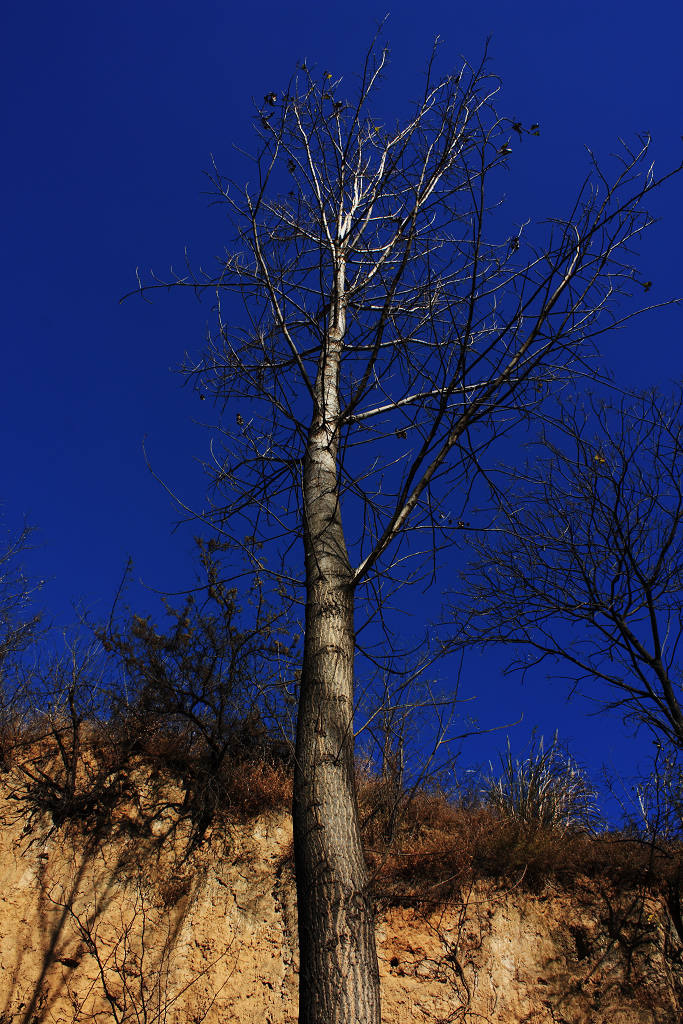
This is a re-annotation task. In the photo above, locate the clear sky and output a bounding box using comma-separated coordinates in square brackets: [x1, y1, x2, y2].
[2, 1, 682, 809]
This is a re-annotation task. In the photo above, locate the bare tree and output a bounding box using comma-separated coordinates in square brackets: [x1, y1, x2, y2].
[0, 520, 42, 690]
[0, 519, 42, 767]
[449, 386, 683, 754]
[135, 35, 676, 1024]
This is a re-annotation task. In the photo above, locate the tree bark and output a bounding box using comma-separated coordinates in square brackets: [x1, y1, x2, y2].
[294, 574, 380, 1024]
[293, 278, 381, 1023]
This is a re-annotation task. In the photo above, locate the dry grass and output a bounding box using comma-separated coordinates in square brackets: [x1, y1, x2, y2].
[482, 732, 600, 833]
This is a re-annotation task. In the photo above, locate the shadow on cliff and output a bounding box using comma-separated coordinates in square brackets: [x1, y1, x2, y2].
[0, 784, 220, 1024]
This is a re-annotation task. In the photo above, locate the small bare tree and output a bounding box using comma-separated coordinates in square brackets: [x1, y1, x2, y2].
[136, 35, 676, 1024]
[450, 386, 683, 754]
[0, 519, 42, 768]
[0, 521, 42, 693]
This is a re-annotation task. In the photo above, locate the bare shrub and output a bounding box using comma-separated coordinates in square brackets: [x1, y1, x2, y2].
[5, 639, 133, 836]
[100, 542, 296, 846]
[0, 520, 42, 686]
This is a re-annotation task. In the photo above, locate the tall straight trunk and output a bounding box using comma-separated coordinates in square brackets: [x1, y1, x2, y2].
[293, 270, 381, 1024]
[294, 572, 380, 1024]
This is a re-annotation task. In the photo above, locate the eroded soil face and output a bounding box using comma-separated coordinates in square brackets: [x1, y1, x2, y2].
[0, 802, 681, 1024]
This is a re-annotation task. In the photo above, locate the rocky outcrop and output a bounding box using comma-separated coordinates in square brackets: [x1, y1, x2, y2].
[0, 804, 681, 1023]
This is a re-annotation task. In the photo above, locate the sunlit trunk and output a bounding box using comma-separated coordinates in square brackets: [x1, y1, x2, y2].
[294, 573, 380, 1024]
[293, 278, 381, 1023]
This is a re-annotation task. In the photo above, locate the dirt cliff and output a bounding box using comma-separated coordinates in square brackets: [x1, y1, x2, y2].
[0, 793, 681, 1024]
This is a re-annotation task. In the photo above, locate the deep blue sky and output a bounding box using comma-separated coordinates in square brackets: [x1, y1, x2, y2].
[3, 1, 682, 805]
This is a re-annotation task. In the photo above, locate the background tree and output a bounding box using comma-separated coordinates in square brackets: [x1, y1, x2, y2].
[137, 36, 672, 1024]
[3, 537, 296, 845]
[0, 521, 42, 689]
[449, 386, 683, 755]
[0, 520, 42, 766]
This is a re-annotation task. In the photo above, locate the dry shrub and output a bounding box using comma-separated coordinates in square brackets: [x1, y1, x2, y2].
[126, 718, 293, 846]
[357, 771, 464, 850]
[4, 715, 680, 908]
[0, 708, 294, 849]
[0, 713, 47, 774]
[356, 734, 673, 905]
[4, 715, 135, 835]
[222, 760, 292, 817]
[0, 715, 23, 771]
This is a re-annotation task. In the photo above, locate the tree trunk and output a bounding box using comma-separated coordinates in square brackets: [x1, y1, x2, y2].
[294, 576, 380, 1024]
[293, 279, 381, 1023]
